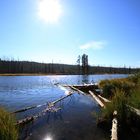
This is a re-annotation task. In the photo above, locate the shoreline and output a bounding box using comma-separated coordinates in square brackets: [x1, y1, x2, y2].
[0, 73, 60, 76]
[0, 73, 128, 76]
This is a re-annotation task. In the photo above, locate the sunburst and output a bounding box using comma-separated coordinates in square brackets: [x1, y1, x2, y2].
[38, 0, 62, 23]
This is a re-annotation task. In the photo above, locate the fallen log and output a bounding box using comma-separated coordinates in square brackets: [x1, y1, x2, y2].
[51, 93, 72, 105]
[69, 86, 86, 95]
[57, 84, 73, 95]
[16, 106, 61, 125]
[89, 90, 105, 108]
[126, 105, 140, 116]
[98, 95, 111, 103]
[16, 93, 73, 125]
[12, 102, 49, 114]
[13, 84, 72, 114]
[111, 111, 118, 140]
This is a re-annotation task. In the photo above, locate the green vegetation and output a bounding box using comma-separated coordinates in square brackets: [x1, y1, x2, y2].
[0, 107, 18, 140]
[99, 73, 140, 126]
[101, 89, 129, 124]
[128, 86, 140, 109]
[99, 77, 135, 99]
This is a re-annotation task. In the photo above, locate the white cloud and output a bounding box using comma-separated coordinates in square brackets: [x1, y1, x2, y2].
[80, 40, 107, 50]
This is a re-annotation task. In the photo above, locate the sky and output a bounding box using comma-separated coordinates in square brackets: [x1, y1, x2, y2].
[0, 0, 140, 67]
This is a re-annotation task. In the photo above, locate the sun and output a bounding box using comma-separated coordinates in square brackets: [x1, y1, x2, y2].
[37, 0, 62, 23]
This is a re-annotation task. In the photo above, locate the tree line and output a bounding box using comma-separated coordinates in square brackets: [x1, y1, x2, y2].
[0, 58, 139, 74]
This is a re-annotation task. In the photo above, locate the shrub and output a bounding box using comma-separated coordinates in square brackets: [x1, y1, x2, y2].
[0, 107, 18, 140]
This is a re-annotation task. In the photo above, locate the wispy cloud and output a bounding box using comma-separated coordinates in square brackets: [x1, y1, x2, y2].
[80, 40, 107, 50]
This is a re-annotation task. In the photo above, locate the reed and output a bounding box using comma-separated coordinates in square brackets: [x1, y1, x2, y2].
[101, 89, 129, 124]
[99, 73, 140, 125]
[128, 85, 140, 109]
[99, 77, 135, 99]
[0, 107, 18, 140]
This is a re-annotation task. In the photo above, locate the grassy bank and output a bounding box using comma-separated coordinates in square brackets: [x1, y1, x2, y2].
[0, 107, 18, 140]
[99, 73, 140, 109]
[98, 73, 140, 139]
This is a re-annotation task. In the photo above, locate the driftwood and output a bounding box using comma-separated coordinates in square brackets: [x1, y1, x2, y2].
[69, 86, 86, 95]
[61, 83, 98, 87]
[89, 90, 105, 108]
[126, 105, 140, 116]
[98, 95, 111, 103]
[61, 83, 99, 93]
[57, 84, 73, 95]
[111, 111, 118, 140]
[13, 84, 72, 114]
[12, 102, 49, 114]
[16, 106, 61, 125]
[16, 93, 73, 125]
[51, 93, 72, 105]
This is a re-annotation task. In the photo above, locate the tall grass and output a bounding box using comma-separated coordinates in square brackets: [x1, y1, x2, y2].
[128, 72, 140, 85]
[128, 85, 140, 109]
[99, 73, 140, 125]
[101, 89, 129, 124]
[99, 78, 135, 99]
[0, 107, 18, 140]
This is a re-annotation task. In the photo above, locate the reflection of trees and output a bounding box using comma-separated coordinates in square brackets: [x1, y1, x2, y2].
[77, 75, 89, 84]
[82, 75, 89, 84]
[20, 121, 34, 140]
[77, 75, 81, 85]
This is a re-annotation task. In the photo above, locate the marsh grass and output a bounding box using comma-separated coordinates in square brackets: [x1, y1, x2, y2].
[101, 89, 129, 124]
[128, 86, 140, 109]
[128, 72, 140, 85]
[99, 73, 140, 126]
[0, 107, 18, 140]
[99, 78, 135, 99]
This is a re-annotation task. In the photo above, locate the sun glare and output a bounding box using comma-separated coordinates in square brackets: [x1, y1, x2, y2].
[38, 0, 62, 23]
[44, 135, 53, 140]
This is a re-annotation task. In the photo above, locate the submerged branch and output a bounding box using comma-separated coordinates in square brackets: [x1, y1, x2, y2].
[16, 93, 73, 125]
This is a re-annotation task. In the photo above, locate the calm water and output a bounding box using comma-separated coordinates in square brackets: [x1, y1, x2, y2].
[0, 74, 127, 140]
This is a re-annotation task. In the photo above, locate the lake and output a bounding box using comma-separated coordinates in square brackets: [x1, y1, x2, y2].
[0, 74, 127, 140]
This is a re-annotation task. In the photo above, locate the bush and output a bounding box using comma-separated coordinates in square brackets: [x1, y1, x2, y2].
[0, 107, 18, 140]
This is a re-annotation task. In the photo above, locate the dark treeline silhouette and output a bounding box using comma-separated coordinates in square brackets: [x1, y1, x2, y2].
[0, 58, 139, 74]
[77, 54, 89, 74]
[0, 58, 78, 74]
[82, 54, 88, 74]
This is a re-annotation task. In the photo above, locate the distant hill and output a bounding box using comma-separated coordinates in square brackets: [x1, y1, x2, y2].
[0, 59, 139, 74]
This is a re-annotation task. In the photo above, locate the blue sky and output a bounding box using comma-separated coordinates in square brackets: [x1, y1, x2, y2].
[0, 0, 140, 67]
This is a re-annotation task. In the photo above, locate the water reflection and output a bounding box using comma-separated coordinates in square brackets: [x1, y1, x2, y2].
[82, 75, 89, 84]
[0, 74, 128, 140]
[43, 135, 53, 140]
